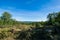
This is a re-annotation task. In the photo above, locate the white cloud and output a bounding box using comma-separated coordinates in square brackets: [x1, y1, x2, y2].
[0, 8, 47, 21]
[0, 4, 60, 21]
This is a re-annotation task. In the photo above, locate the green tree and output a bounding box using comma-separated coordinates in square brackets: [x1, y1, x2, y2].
[47, 13, 56, 25]
[55, 12, 60, 22]
[55, 12, 60, 26]
[0, 12, 12, 25]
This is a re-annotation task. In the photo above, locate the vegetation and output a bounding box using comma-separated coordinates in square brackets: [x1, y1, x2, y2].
[0, 12, 60, 40]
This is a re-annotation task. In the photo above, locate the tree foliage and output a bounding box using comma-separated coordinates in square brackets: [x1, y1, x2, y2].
[0, 11, 60, 40]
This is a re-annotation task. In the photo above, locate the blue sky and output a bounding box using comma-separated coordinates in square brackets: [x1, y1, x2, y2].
[0, 0, 60, 21]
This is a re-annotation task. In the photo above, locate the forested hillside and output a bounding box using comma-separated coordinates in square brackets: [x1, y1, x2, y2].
[0, 12, 60, 40]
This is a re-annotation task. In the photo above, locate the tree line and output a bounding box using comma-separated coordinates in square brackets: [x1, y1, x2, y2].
[0, 11, 60, 40]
